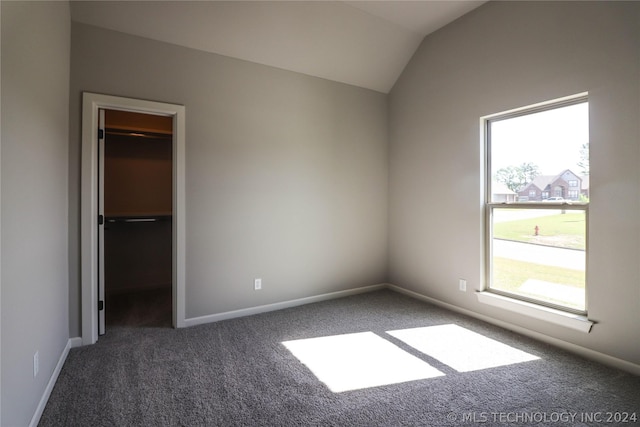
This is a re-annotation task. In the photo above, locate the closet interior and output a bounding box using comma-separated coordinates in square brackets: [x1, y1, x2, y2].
[103, 109, 173, 328]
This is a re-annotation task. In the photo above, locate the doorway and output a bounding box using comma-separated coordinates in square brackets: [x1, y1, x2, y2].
[81, 93, 186, 345]
[100, 110, 173, 332]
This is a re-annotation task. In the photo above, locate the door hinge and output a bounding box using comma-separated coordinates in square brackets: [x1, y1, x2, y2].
[98, 214, 104, 225]
[98, 300, 104, 311]
[98, 129, 105, 139]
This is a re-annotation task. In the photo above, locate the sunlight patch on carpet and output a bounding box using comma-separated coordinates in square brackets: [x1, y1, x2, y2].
[282, 332, 444, 392]
[387, 324, 540, 372]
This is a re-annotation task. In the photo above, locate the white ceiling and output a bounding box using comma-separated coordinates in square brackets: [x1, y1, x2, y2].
[70, 1, 486, 93]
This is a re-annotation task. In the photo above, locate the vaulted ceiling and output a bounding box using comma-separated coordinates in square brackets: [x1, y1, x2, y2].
[70, 1, 486, 93]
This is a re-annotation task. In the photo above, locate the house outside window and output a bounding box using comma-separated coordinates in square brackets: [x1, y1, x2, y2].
[484, 94, 589, 314]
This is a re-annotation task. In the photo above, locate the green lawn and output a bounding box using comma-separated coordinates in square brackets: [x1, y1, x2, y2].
[493, 257, 585, 290]
[492, 257, 585, 310]
[493, 213, 586, 250]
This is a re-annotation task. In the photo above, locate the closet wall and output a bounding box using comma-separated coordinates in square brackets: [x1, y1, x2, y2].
[104, 110, 173, 295]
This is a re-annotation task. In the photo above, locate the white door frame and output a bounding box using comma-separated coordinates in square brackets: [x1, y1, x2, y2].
[97, 109, 106, 335]
[81, 92, 186, 345]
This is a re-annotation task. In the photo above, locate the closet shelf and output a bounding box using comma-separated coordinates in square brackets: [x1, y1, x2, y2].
[105, 213, 172, 223]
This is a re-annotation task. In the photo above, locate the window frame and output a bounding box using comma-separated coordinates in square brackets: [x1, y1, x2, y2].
[483, 94, 589, 316]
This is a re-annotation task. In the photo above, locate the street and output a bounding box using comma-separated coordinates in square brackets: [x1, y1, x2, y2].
[492, 238, 585, 271]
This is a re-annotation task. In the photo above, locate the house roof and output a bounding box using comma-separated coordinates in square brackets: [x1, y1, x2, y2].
[522, 169, 582, 192]
[492, 182, 516, 195]
[526, 175, 556, 191]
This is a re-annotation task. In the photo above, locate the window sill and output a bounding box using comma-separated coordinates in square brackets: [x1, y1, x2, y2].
[476, 291, 594, 333]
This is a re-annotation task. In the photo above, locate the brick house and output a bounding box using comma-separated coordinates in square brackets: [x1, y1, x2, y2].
[517, 169, 587, 201]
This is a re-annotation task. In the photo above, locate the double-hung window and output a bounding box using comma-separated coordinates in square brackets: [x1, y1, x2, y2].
[484, 94, 589, 314]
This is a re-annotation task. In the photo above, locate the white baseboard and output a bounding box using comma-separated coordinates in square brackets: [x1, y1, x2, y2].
[184, 283, 386, 327]
[386, 284, 640, 376]
[69, 337, 83, 348]
[29, 337, 80, 427]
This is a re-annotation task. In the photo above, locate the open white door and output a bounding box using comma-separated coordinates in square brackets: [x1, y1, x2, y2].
[81, 92, 186, 345]
[98, 109, 106, 335]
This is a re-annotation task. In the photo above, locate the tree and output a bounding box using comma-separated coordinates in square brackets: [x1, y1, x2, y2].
[577, 142, 589, 176]
[495, 162, 540, 192]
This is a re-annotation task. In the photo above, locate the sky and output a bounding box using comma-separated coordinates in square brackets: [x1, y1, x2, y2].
[490, 102, 589, 178]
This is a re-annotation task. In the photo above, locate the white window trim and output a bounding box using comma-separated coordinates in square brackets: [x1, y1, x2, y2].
[476, 291, 594, 333]
[483, 93, 590, 318]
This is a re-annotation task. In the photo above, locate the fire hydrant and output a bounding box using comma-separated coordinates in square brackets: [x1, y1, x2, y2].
[534, 225, 539, 236]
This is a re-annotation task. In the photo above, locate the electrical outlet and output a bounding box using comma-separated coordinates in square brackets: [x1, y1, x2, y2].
[459, 279, 467, 292]
[33, 351, 39, 377]
[254, 278, 262, 290]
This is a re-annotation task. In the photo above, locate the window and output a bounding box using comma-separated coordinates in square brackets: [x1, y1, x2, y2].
[528, 190, 536, 198]
[485, 95, 588, 314]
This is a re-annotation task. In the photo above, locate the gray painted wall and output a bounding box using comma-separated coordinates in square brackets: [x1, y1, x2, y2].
[389, 2, 640, 364]
[1, 2, 71, 425]
[68, 23, 389, 335]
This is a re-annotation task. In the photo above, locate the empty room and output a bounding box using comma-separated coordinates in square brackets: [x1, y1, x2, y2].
[1, 1, 639, 426]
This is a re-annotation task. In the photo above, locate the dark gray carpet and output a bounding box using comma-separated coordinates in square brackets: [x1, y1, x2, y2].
[40, 290, 639, 426]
